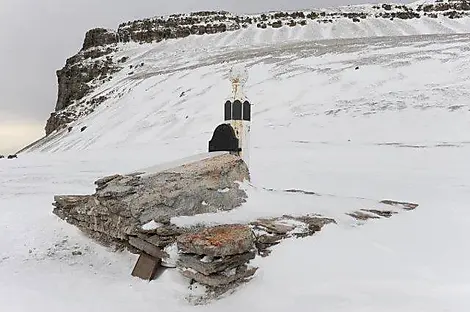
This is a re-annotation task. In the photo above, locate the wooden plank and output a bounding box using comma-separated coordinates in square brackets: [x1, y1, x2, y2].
[131, 253, 161, 281]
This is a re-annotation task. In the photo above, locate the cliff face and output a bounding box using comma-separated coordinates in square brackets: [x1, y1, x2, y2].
[46, 29, 120, 135]
[44, 2, 470, 135]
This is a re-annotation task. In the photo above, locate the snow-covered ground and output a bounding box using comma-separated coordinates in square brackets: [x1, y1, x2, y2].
[2, 31, 470, 311]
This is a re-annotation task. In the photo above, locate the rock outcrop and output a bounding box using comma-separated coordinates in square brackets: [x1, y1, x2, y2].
[251, 215, 336, 257]
[52, 153, 250, 249]
[42, 1, 470, 135]
[82, 28, 119, 50]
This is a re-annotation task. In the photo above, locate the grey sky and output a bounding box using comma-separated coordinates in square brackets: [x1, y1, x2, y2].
[0, 0, 411, 154]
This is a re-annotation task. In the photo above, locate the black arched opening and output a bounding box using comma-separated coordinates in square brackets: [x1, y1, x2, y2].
[243, 101, 251, 121]
[208, 123, 240, 153]
[232, 100, 242, 120]
[224, 101, 232, 121]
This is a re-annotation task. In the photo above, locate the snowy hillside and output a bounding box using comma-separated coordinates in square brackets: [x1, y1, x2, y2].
[28, 0, 470, 139]
[26, 33, 470, 154]
[1, 1, 470, 311]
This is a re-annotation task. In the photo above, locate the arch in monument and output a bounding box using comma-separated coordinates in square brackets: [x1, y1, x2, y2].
[224, 100, 232, 121]
[243, 100, 251, 121]
[232, 100, 242, 120]
[208, 123, 240, 153]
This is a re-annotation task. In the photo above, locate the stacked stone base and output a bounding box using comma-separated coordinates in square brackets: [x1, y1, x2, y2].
[176, 225, 257, 291]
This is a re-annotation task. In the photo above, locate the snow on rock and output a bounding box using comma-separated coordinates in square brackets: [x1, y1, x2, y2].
[162, 243, 180, 268]
[141, 220, 163, 231]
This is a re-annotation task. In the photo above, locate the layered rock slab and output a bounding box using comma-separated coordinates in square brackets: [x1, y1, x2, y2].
[52, 152, 250, 250]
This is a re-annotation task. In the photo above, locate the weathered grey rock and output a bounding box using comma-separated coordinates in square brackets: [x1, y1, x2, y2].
[380, 200, 419, 210]
[82, 28, 119, 51]
[52, 153, 250, 252]
[251, 219, 296, 234]
[177, 224, 254, 257]
[139, 234, 178, 248]
[140, 223, 183, 236]
[250, 215, 336, 255]
[177, 251, 256, 276]
[361, 209, 397, 218]
[180, 265, 257, 287]
[256, 234, 284, 245]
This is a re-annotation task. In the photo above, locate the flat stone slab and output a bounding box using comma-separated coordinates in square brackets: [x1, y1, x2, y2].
[180, 265, 257, 287]
[177, 224, 254, 257]
[177, 251, 256, 276]
[131, 253, 161, 281]
[129, 236, 169, 259]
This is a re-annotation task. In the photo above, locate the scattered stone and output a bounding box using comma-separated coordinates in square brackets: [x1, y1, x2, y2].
[251, 215, 335, 255]
[347, 211, 380, 221]
[80, 126, 87, 132]
[380, 200, 419, 210]
[361, 209, 397, 218]
[72, 250, 83, 256]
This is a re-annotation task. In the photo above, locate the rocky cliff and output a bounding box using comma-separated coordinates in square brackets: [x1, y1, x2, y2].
[43, 0, 470, 135]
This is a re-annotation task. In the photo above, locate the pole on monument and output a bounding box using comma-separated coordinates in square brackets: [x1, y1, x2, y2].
[226, 65, 251, 167]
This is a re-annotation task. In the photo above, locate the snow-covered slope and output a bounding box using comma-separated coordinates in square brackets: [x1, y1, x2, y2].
[27, 33, 470, 155]
[2, 31, 470, 311]
[2, 2, 470, 311]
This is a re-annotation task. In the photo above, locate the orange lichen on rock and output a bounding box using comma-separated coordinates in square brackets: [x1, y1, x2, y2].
[177, 224, 254, 257]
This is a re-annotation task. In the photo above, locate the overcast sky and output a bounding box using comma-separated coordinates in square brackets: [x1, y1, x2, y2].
[0, 0, 411, 154]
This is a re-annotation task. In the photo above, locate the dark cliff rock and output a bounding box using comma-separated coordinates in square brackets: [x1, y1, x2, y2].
[54, 51, 117, 112]
[45, 111, 75, 135]
[46, 44, 120, 135]
[82, 28, 119, 50]
[418, 1, 470, 12]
